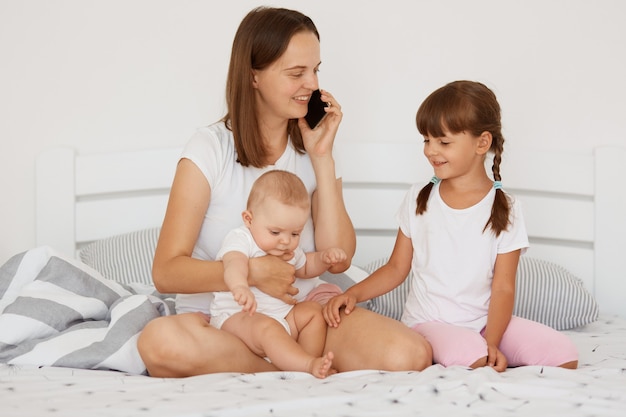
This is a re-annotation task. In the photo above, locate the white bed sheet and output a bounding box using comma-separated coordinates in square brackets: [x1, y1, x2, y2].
[2, 315, 625, 417]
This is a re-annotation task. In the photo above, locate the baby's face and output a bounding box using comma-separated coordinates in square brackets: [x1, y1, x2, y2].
[245, 198, 309, 256]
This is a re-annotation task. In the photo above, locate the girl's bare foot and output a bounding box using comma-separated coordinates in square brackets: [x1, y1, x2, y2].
[309, 351, 334, 378]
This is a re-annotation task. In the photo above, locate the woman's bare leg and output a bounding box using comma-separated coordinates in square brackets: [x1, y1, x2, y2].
[325, 307, 432, 372]
[138, 308, 432, 377]
[137, 312, 278, 377]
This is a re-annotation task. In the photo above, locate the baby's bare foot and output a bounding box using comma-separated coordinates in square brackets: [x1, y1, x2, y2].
[310, 351, 334, 379]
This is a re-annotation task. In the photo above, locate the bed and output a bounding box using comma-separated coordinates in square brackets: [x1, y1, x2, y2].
[1, 141, 625, 416]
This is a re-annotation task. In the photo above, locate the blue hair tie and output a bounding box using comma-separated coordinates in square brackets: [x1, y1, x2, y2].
[493, 181, 503, 190]
[430, 176, 440, 185]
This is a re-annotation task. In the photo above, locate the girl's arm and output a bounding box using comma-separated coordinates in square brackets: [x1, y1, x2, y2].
[152, 158, 299, 304]
[299, 91, 356, 274]
[323, 230, 413, 327]
[483, 249, 520, 371]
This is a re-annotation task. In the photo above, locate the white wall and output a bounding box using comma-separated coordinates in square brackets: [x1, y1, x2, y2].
[1, 0, 625, 264]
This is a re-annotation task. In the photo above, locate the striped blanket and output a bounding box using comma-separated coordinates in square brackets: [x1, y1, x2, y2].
[0, 246, 175, 374]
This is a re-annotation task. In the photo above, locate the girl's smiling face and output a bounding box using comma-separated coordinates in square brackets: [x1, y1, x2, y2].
[423, 130, 487, 181]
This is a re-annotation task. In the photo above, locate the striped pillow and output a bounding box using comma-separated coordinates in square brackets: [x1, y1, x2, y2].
[78, 228, 373, 294]
[514, 257, 598, 330]
[79, 227, 160, 286]
[364, 256, 598, 330]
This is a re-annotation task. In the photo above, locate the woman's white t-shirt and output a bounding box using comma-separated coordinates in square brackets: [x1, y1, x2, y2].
[397, 182, 529, 332]
[175, 122, 320, 314]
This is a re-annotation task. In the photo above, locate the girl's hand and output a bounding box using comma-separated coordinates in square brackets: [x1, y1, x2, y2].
[322, 292, 357, 327]
[232, 285, 257, 315]
[298, 89, 343, 159]
[248, 256, 298, 305]
[486, 344, 508, 372]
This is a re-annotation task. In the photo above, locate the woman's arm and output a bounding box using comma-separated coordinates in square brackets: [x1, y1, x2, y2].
[152, 158, 222, 294]
[310, 174, 355, 274]
[300, 91, 355, 273]
[483, 249, 520, 371]
[152, 158, 298, 303]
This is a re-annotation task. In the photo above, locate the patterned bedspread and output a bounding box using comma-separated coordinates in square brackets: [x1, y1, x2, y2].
[2, 316, 626, 416]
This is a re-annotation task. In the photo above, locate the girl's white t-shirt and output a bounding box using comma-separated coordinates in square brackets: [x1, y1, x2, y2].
[397, 182, 529, 331]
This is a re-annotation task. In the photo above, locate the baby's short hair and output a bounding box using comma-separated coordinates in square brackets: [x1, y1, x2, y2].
[247, 170, 310, 211]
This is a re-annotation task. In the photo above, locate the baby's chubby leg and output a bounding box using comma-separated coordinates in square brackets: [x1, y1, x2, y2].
[287, 301, 328, 357]
[222, 310, 333, 378]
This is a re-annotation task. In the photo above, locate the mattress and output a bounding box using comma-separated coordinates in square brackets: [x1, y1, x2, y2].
[2, 315, 625, 417]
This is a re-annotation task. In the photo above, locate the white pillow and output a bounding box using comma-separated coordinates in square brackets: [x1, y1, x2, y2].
[363, 256, 599, 330]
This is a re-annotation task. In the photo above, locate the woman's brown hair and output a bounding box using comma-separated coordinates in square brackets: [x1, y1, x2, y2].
[415, 80, 510, 236]
[222, 7, 319, 168]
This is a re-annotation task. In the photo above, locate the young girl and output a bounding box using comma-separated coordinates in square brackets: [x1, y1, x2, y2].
[323, 80, 578, 371]
[137, 6, 431, 377]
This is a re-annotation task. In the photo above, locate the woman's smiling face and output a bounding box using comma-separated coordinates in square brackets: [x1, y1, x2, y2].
[252, 30, 321, 125]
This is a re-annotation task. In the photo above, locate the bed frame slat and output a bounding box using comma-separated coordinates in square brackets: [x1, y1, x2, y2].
[75, 148, 181, 196]
[75, 195, 169, 244]
[594, 146, 626, 317]
[36, 148, 76, 257]
[35, 143, 626, 318]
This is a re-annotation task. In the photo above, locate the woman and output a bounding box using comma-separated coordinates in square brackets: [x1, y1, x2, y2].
[137, 6, 432, 377]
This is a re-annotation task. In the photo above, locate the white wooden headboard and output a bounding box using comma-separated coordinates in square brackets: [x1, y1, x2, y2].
[36, 143, 626, 318]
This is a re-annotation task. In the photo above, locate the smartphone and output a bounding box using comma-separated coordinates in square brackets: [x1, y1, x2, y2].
[304, 89, 328, 129]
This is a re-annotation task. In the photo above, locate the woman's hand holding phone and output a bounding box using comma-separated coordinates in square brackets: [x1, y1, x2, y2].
[300, 89, 342, 158]
[304, 89, 330, 129]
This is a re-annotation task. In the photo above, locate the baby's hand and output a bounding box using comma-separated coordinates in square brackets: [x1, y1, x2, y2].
[232, 285, 257, 315]
[321, 248, 347, 265]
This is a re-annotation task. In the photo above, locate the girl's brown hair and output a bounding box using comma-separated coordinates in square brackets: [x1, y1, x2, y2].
[415, 80, 510, 236]
[222, 7, 319, 168]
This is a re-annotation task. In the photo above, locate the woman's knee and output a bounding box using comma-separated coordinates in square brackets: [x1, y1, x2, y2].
[138, 317, 171, 360]
[327, 308, 433, 371]
[383, 333, 433, 371]
[137, 313, 212, 377]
